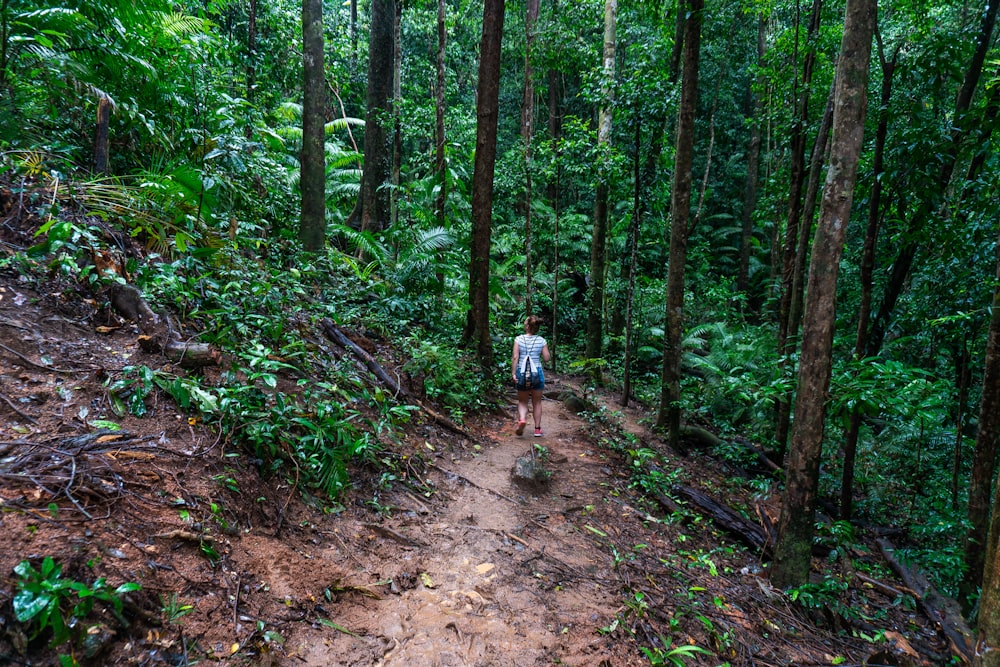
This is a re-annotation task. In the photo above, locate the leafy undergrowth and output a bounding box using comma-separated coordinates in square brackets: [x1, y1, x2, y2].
[0, 179, 958, 666]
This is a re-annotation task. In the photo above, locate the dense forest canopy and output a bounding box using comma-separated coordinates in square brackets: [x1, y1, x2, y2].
[2, 0, 1000, 661]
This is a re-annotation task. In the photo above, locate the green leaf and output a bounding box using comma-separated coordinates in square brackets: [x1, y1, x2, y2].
[13, 590, 53, 622]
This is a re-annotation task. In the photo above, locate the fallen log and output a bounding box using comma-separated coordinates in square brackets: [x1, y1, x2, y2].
[320, 319, 470, 439]
[670, 483, 770, 552]
[109, 283, 220, 367]
[138, 336, 222, 368]
[877, 538, 973, 665]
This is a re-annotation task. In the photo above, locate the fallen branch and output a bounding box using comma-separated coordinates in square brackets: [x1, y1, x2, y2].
[671, 484, 770, 552]
[877, 538, 973, 664]
[109, 283, 220, 368]
[320, 318, 470, 439]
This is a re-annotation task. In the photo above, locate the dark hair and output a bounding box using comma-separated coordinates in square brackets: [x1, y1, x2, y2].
[524, 315, 543, 335]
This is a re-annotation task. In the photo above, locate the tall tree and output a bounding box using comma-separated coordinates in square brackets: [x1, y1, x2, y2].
[656, 0, 702, 445]
[971, 225, 1000, 667]
[770, 0, 876, 589]
[434, 0, 447, 227]
[737, 13, 766, 297]
[839, 29, 900, 521]
[773, 0, 825, 457]
[463, 0, 506, 369]
[348, 0, 395, 233]
[521, 0, 540, 314]
[585, 0, 617, 361]
[299, 0, 326, 251]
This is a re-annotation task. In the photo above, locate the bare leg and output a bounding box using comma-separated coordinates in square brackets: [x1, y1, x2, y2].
[531, 390, 543, 430]
[517, 390, 530, 426]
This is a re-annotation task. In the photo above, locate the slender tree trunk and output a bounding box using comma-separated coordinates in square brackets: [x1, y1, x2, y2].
[787, 79, 835, 361]
[656, 0, 702, 447]
[93, 94, 110, 175]
[548, 48, 562, 371]
[622, 122, 643, 407]
[247, 0, 257, 105]
[299, 0, 326, 251]
[522, 0, 539, 315]
[773, 0, 824, 457]
[391, 0, 401, 228]
[433, 0, 448, 300]
[972, 227, 1000, 667]
[770, 0, 875, 589]
[585, 0, 617, 362]
[840, 33, 898, 521]
[349, 0, 395, 234]
[738, 14, 766, 296]
[434, 0, 447, 226]
[349, 0, 358, 72]
[462, 0, 505, 370]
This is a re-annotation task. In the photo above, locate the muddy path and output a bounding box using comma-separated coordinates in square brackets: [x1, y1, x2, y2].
[245, 382, 643, 666]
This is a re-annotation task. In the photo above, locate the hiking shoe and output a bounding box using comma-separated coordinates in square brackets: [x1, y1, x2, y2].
[534, 428, 543, 437]
[516, 421, 526, 436]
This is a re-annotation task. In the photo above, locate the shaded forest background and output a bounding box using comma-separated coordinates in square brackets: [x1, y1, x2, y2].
[2, 0, 1000, 661]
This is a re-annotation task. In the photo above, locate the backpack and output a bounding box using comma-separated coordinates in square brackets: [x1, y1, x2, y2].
[517, 336, 541, 390]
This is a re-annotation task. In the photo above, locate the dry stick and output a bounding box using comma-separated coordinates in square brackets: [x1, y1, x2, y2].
[0, 341, 92, 374]
[877, 538, 974, 664]
[0, 390, 38, 423]
[428, 462, 522, 505]
[320, 319, 471, 439]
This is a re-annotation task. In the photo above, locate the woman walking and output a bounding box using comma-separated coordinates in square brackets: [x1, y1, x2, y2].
[512, 315, 551, 436]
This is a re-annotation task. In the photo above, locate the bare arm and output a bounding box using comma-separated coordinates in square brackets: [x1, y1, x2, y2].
[511, 340, 520, 381]
[542, 343, 551, 363]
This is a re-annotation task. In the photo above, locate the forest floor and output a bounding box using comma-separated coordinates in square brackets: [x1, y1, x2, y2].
[0, 260, 959, 665]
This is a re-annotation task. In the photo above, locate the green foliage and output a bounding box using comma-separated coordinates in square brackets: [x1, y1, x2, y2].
[13, 557, 140, 648]
[402, 339, 490, 423]
[641, 640, 712, 667]
[786, 576, 853, 618]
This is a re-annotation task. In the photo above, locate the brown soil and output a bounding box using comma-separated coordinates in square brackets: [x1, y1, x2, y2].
[0, 268, 954, 666]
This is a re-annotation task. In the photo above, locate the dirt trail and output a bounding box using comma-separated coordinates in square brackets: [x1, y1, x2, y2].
[241, 381, 640, 666]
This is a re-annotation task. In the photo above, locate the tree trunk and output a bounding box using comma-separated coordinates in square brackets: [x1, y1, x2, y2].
[247, 0, 257, 105]
[737, 14, 765, 296]
[841, 33, 898, 521]
[585, 0, 617, 362]
[462, 0, 505, 370]
[433, 0, 448, 301]
[299, 0, 326, 251]
[770, 0, 875, 589]
[548, 51, 562, 371]
[349, 0, 395, 234]
[93, 94, 110, 175]
[391, 0, 401, 228]
[974, 228, 1000, 665]
[434, 0, 447, 228]
[656, 0, 702, 447]
[773, 0, 824, 459]
[521, 0, 539, 315]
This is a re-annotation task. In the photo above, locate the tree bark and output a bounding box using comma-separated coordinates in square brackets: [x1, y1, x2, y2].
[349, 0, 395, 234]
[585, 0, 617, 362]
[773, 0, 824, 458]
[656, 0, 701, 448]
[770, 0, 875, 589]
[462, 0, 505, 370]
[299, 0, 326, 251]
[521, 0, 539, 315]
[737, 14, 766, 297]
[93, 94, 110, 175]
[434, 0, 447, 228]
[841, 34, 898, 521]
[976, 230, 1000, 661]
